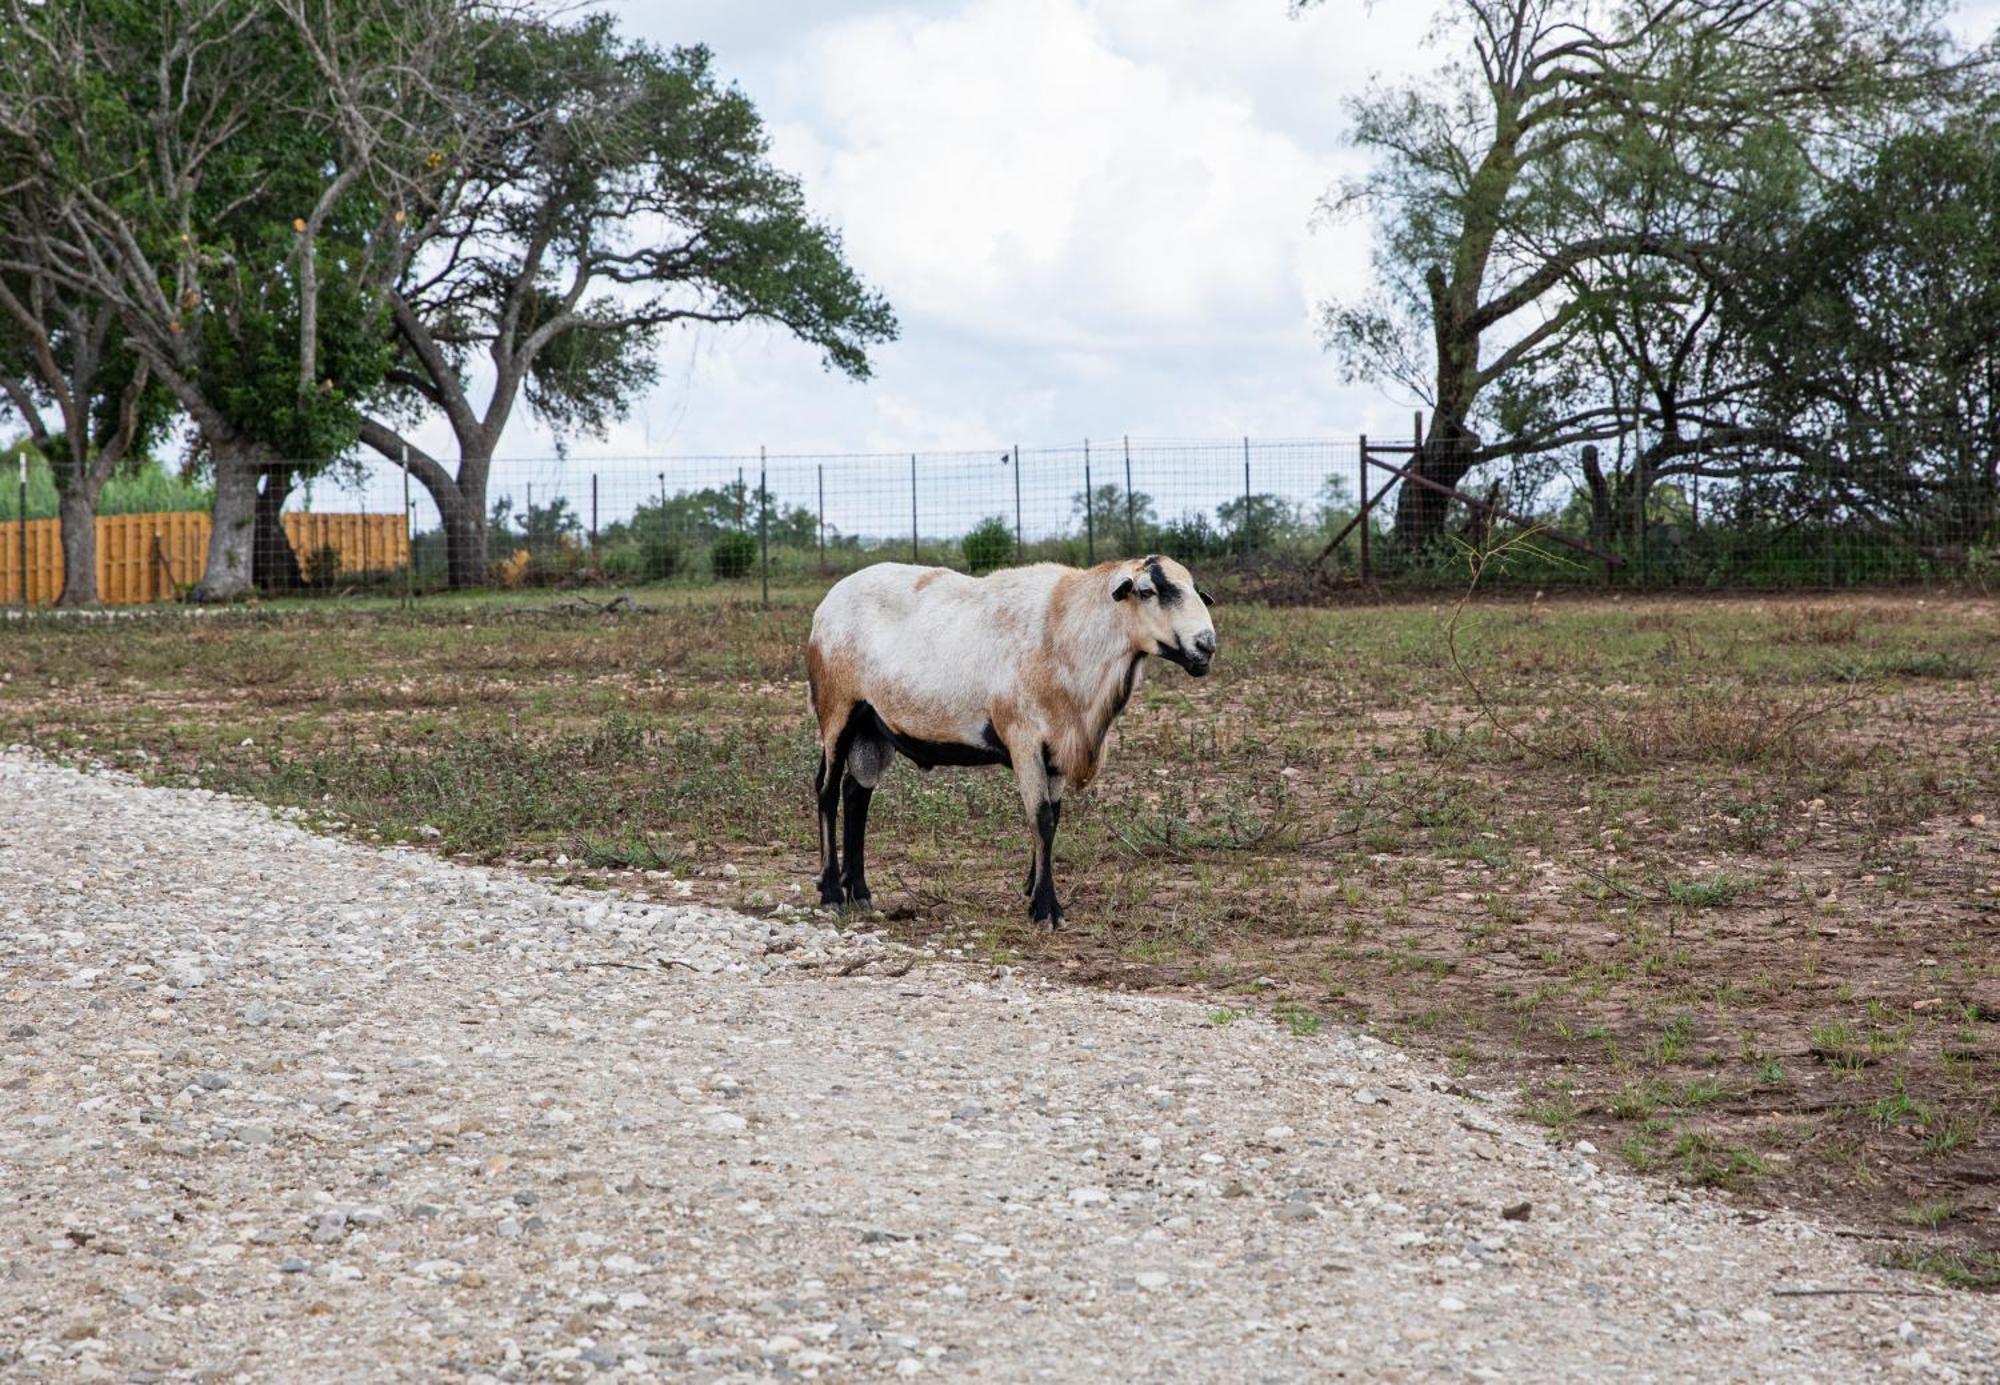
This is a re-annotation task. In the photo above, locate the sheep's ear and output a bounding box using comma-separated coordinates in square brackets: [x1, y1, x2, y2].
[1112, 577, 1134, 601]
[1198, 588, 1216, 608]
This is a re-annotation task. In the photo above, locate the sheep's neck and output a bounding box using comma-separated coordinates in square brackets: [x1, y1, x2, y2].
[1042, 595, 1141, 785]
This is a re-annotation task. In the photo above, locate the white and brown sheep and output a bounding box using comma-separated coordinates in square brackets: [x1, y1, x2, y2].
[805, 554, 1218, 926]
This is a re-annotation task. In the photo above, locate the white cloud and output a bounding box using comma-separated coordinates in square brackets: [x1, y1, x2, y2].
[764, 0, 1389, 349]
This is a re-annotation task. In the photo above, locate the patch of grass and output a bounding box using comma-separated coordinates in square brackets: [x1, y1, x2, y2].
[1756, 1059, 1788, 1087]
[1646, 1013, 1695, 1066]
[1808, 1021, 1871, 1070]
[1875, 651, 1980, 680]
[1666, 872, 1754, 908]
[1895, 1199, 1959, 1229]
[1610, 1079, 1670, 1120]
[1921, 1111, 1980, 1158]
[1884, 1247, 2000, 1290]
[1272, 1002, 1322, 1038]
[1521, 1082, 1579, 1141]
[1673, 1131, 1767, 1189]
[1676, 1077, 1732, 1108]
[1868, 1076, 1933, 1131]
[1209, 1006, 1244, 1027]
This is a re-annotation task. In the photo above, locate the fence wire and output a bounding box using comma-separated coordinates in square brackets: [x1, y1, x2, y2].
[4, 428, 1996, 603]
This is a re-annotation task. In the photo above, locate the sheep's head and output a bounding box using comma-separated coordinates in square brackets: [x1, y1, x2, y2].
[1111, 555, 1217, 676]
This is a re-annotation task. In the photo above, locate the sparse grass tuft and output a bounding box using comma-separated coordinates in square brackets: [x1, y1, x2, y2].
[1272, 1002, 1322, 1038]
[1666, 872, 1754, 908]
[1896, 1198, 1959, 1229]
[1884, 1247, 2000, 1290]
[1809, 1021, 1871, 1069]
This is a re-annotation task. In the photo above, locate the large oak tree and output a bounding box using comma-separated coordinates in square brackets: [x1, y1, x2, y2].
[361, 17, 898, 588]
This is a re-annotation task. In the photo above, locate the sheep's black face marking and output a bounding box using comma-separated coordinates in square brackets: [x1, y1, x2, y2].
[1112, 577, 1134, 601]
[1146, 559, 1185, 609]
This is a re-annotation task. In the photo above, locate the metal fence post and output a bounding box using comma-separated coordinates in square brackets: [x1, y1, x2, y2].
[1012, 444, 1023, 562]
[1358, 434, 1370, 585]
[737, 467, 745, 527]
[1124, 435, 1136, 553]
[401, 444, 413, 608]
[590, 472, 599, 561]
[17, 450, 27, 609]
[817, 464, 825, 575]
[657, 471, 668, 579]
[1083, 439, 1095, 565]
[910, 453, 919, 562]
[1241, 436, 1252, 561]
[759, 446, 770, 609]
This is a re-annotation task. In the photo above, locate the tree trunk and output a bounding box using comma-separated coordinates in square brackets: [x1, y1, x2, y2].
[56, 486, 98, 606]
[253, 470, 304, 592]
[1391, 413, 1482, 548]
[193, 443, 261, 601]
[1580, 445, 1613, 548]
[439, 471, 489, 589]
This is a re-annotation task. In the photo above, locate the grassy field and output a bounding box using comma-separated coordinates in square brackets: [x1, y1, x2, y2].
[3, 581, 1996, 1283]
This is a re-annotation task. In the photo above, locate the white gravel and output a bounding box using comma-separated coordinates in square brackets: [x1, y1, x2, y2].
[2, 749, 1995, 1383]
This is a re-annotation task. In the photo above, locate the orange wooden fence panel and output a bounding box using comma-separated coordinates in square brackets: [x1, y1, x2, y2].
[0, 511, 409, 606]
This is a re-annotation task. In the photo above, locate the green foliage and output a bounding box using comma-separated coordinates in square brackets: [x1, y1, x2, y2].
[0, 446, 208, 520]
[1297, 0, 1972, 544]
[1217, 493, 1300, 551]
[1744, 114, 2000, 535]
[1070, 483, 1156, 551]
[637, 526, 684, 582]
[1156, 511, 1230, 562]
[487, 494, 583, 560]
[388, 17, 897, 452]
[710, 529, 757, 580]
[961, 515, 1014, 573]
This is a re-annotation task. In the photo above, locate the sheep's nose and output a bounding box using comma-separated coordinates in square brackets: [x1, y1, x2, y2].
[1193, 631, 1217, 657]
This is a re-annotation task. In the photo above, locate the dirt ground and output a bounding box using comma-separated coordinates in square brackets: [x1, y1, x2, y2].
[2, 585, 1995, 1286]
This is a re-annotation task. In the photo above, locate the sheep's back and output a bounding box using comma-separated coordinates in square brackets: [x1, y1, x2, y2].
[812, 563, 1061, 720]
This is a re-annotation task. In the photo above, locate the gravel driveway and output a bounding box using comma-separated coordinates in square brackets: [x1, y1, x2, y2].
[1, 749, 1993, 1383]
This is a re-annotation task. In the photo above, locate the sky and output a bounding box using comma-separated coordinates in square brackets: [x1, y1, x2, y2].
[362, 0, 2000, 528]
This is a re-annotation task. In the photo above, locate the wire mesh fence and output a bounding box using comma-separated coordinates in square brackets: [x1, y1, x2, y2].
[7, 426, 1996, 604]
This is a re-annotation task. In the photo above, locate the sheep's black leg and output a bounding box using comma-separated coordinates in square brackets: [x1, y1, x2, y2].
[814, 750, 843, 907]
[1029, 797, 1064, 928]
[840, 773, 874, 908]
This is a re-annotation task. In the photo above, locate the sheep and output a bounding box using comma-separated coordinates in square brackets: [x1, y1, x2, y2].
[805, 554, 1218, 927]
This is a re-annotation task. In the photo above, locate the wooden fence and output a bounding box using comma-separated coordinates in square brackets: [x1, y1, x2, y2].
[0, 511, 409, 606]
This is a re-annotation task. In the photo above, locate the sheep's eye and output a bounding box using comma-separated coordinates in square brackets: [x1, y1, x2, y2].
[1137, 587, 1156, 601]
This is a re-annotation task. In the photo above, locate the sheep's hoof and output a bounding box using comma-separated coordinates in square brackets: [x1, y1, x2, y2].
[1030, 904, 1065, 931]
[843, 887, 874, 911]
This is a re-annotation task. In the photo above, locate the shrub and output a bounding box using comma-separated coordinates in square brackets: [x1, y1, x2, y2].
[1157, 510, 1230, 562]
[962, 515, 1014, 573]
[711, 529, 757, 580]
[302, 543, 343, 589]
[639, 528, 683, 581]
